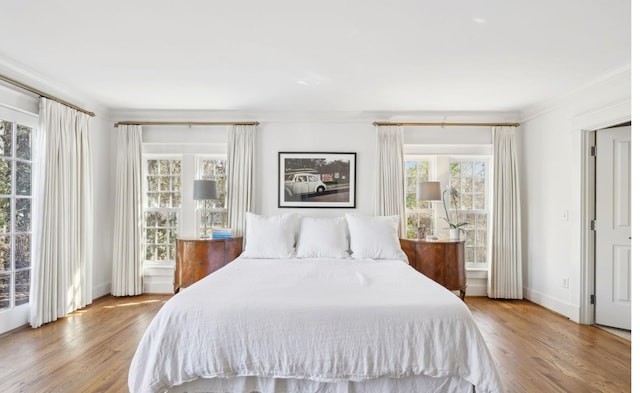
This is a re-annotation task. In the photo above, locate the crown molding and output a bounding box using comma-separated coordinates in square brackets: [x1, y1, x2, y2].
[0, 56, 109, 118]
[520, 65, 631, 123]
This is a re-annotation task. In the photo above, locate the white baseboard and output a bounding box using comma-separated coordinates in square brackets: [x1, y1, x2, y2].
[465, 283, 488, 297]
[524, 287, 580, 322]
[93, 282, 111, 299]
[144, 282, 174, 294]
[465, 271, 487, 296]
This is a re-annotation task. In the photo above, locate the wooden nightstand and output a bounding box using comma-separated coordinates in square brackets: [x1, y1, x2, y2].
[400, 239, 467, 300]
[175, 237, 243, 292]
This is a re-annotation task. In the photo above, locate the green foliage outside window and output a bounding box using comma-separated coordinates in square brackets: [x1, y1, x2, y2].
[0, 119, 32, 310]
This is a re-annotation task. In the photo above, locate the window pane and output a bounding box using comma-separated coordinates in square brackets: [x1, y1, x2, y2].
[465, 247, 476, 263]
[0, 121, 12, 158]
[0, 274, 9, 310]
[172, 176, 182, 192]
[145, 246, 155, 260]
[159, 193, 171, 208]
[15, 270, 29, 306]
[476, 247, 487, 263]
[449, 160, 460, 176]
[0, 159, 11, 195]
[147, 160, 158, 175]
[449, 176, 460, 192]
[16, 125, 32, 160]
[147, 177, 158, 192]
[462, 161, 473, 177]
[476, 194, 485, 210]
[473, 161, 485, 178]
[0, 198, 10, 233]
[465, 230, 475, 246]
[158, 177, 170, 192]
[14, 234, 30, 269]
[170, 160, 181, 175]
[16, 162, 31, 195]
[0, 235, 10, 272]
[477, 230, 487, 246]
[157, 246, 167, 260]
[145, 229, 155, 244]
[147, 193, 159, 208]
[159, 160, 170, 174]
[461, 177, 473, 194]
[172, 192, 181, 207]
[15, 198, 31, 232]
[461, 194, 472, 210]
[214, 160, 225, 177]
[477, 213, 487, 229]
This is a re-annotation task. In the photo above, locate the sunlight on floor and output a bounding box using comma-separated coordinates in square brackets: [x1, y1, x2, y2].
[103, 299, 162, 309]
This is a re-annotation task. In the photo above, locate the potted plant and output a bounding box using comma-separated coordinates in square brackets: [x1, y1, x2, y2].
[442, 186, 468, 240]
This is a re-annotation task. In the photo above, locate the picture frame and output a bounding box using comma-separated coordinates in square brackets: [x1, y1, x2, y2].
[278, 152, 356, 208]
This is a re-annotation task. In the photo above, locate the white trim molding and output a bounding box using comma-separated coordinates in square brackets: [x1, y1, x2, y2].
[524, 287, 580, 322]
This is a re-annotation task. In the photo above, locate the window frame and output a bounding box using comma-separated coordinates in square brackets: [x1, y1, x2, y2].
[0, 118, 34, 312]
[404, 156, 437, 240]
[195, 155, 229, 235]
[142, 154, 182, 267]
[446, 156, 492, 270]
[403, 153, 492, 270]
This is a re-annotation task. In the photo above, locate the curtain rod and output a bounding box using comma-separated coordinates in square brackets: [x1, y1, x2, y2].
[373, 121, 520, 127]
[113, 121, 259, 128]
[0, 74, 96, 117]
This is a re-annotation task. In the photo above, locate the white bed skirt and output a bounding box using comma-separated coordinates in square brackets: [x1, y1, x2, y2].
[167, 375, 474, 393]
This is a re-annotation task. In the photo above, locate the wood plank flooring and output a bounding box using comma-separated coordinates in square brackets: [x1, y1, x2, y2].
[0, 295, 630, 392]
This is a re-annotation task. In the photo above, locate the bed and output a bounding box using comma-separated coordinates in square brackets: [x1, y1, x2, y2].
[129, 213, 503, 393]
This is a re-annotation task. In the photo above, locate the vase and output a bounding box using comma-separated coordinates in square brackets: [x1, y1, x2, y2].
[449, 228, 460, 240]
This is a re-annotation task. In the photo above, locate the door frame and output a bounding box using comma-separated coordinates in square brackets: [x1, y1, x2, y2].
[576, 101, 630, 324]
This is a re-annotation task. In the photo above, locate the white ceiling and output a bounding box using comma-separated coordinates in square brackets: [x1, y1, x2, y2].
[0, 1, 631, 114]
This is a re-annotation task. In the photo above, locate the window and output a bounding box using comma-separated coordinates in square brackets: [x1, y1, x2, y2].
[144, 158, 181, 263]
[0, 119, 32, 310]
[403, 155, 491, 269]
[448, 158, 490, 266]
[404, 160, 435, 239]
[142, 155, 228, 265]
[197, 157, 228, 235]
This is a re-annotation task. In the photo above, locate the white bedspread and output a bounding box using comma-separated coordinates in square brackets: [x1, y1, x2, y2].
[129, 258, 503, 393]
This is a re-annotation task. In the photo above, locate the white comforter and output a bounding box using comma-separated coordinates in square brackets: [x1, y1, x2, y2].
[129, 258, 503, 393]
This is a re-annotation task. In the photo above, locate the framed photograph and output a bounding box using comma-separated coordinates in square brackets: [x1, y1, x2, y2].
[278, 152, 356, 208]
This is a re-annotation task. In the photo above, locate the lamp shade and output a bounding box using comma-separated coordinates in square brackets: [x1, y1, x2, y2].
[417, 181, 441, 201]
[193, 180, 218, 200]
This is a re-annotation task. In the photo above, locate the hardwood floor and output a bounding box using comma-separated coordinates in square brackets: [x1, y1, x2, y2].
[0, 295, 630, 392]
[466, 297, 631, 393]
[0, 295, 170, 393]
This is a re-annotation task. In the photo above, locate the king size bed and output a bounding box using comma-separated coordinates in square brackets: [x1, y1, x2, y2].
[129, 213, 503, 393]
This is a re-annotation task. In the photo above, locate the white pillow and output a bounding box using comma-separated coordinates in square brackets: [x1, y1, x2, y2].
[345, 214, 408, 262]
[296, 216, 350, 258]
[242, 212, 300, 258]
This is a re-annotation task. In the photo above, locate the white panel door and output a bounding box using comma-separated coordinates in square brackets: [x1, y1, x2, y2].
[595, 126, 631, 330]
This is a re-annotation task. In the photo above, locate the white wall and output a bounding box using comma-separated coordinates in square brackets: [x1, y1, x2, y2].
[519, 67, 631, 321]
[255, 120, 375, 216]
[91, 115, 114, 298]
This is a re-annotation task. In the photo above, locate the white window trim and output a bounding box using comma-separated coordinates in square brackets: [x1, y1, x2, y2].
[0, 113, 35, 333]
[195, 154, 228, 235]
[405, 150, 492, 271]
[142, 154, 182, 267]
[444, 155, 492, 270]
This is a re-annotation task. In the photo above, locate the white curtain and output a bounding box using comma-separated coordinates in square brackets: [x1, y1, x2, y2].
[227, 124, 256, 237]
[111, 125, 144, 296]
[374, 125, 406, 238]
[30, 98, 93, 328]
[488, 126, 523, 299]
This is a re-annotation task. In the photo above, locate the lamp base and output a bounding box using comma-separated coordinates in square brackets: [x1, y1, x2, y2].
[426, 235, 439, 241]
